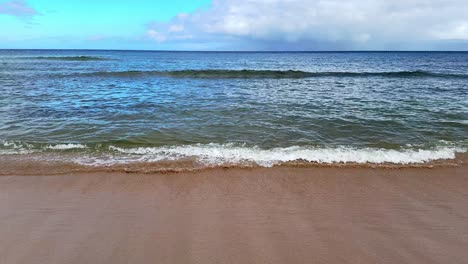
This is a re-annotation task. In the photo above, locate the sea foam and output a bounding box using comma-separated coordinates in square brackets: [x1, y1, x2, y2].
[107, 144, 465, 167]
[1, 140, 465, 167]
[47, 144, 87, 150]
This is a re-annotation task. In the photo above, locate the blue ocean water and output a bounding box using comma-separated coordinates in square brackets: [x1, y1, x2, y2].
[0, 50, 466, 168]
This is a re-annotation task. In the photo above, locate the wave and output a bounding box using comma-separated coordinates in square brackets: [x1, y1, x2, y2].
[29, 56, 109, 61]
[77, 69, 468, 79]
[46, 143, 87, 150]
[105, 144, 464, 167]
[1, 141, 465, 167]
[0, 141, 88, 154]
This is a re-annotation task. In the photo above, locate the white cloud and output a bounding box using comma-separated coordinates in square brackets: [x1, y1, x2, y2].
[145, 0, 468, 50]
[432, 23, 468, 40]
[0, 0, 37, 17]
[146, 29, 167, 42]
[168, 24, 184, 33]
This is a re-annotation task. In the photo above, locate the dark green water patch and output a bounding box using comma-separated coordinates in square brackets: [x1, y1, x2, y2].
[28, 56, 110, 61]
[76, 69, 468, 79]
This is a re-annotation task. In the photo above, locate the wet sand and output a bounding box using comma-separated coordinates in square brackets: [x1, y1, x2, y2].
[1, 166, 468, 264]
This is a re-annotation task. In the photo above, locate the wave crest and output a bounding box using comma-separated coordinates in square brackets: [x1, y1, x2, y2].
[106, 144, 464, 167]
[78, 69, 468, 79]
[47, 144, 87, 150]
[1, 140, 465, 167]
[29, 56, 109, 61]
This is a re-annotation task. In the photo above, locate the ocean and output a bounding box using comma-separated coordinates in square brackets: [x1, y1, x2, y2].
[0, 50, 466, 172]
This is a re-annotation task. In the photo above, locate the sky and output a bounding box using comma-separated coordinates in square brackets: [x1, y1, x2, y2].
[1, 0, 468, 50]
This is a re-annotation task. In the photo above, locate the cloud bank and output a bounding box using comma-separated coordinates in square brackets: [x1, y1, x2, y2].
[0, 0, 37, 17]
[145, 0, 468, 50]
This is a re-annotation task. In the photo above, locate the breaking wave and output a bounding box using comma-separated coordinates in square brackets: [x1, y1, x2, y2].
[46, 144, 88, 150]
[105, 144, 465, 167]
[0, 141, 465, 168]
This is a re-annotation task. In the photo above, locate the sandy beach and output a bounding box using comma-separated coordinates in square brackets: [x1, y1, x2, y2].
[1, 165, 467, 264]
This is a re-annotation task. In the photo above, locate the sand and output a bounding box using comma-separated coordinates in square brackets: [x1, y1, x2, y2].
[1, 166, 467, 264]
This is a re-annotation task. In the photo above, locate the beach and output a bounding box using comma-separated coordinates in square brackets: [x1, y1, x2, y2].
[1, 165, 467, 264]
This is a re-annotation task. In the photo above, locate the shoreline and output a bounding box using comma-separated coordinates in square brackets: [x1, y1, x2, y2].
[1, 159, 466, 176]
[1, 165, 468, 263]
[0, 152, 466, 176]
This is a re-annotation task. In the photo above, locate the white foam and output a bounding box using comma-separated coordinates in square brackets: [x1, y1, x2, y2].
[47, 144, 87, 150]
[0, 140, 35, 154]
[0, 141, 87, 154]
[0, 149, 34, 155]
[107, 143, 465, 167]
[1, 140, 465, 167]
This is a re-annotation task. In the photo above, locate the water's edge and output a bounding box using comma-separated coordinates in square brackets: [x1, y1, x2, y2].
[1, 141, 466, 175]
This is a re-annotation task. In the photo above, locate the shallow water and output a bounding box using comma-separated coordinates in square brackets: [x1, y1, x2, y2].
[0, 50, 466, 168]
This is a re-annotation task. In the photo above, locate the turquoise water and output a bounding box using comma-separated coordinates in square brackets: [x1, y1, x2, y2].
[0, 50, 466, 167]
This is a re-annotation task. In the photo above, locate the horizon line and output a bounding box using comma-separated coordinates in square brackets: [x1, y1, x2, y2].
[1, 48, 468, 53]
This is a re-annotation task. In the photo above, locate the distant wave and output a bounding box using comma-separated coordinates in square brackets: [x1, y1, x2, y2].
[29, 56, 110, 61]
[78, 69, 468, 79]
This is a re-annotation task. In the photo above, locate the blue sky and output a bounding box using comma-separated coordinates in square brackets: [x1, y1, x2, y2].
[1, 0, 468, 50]
[0, 0, 210, 49]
